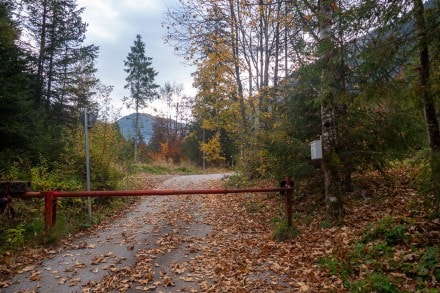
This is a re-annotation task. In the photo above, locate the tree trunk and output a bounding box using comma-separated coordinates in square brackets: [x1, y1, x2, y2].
[414, 0, 440, 215]
[319, 0, 343, 223]
[273, 1, 282, 87]
[134, 101, 139, 162]
[414, 0, 440, 152]
[228, 0, 247, 133]
[36, 0, 49, 105]
[46, 3, 56, 109]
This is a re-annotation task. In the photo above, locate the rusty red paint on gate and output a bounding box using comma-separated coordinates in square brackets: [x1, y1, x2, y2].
[24, 182, 293, 232]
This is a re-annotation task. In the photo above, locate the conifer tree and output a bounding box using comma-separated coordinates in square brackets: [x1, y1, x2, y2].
[0, 2, 34, 155]
[19, 0, 97, 124]
[123, 34, 159, 162]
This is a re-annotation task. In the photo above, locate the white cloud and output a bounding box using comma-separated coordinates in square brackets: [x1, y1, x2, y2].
[78, 1, 122, 42]
[121, 0, 162, 12]
[78, 0, 167, 43]
[76, 0, 195, 118]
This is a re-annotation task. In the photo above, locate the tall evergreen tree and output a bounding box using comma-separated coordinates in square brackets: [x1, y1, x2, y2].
[0, 2, 34, 157]
[123, 34, 159, 162]
[19, 0, 96, 124]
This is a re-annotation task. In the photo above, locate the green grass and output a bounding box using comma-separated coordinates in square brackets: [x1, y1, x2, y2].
[0, 196, 135, 252]
[349, 273, 401, 293]
[361, 216, 408, 245]
[245, 199, 265, 213]
[271, 217, 298, 242]
[319, 215, 439, 292]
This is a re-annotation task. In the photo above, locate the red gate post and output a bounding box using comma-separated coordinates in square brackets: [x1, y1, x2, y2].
[44, 192, 54, 232]
[285, 176, 294, 227]
[52, 196, 57, 226]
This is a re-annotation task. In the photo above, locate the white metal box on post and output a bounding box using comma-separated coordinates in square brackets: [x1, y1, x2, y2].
[310, 139, 323, 160]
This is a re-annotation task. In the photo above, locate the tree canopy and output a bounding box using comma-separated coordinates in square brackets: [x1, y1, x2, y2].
[165, 0, 440, 217]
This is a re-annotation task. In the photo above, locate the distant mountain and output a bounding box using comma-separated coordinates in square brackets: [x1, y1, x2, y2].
[116, 113, 156, 143]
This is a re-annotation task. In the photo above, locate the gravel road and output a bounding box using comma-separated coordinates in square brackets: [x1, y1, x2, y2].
[5, 173, 231, 293]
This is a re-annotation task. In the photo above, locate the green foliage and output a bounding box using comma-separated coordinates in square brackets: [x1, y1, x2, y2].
[421, 247, 439, 270]
[271, 217, 298, 242]
[319, 219, 333, 229]
[0, 120, 134, 252]
[361, 216, 408, 245]
[58, 123, 127, 191]
[400, 246, 440, 283]
[30, 158, 82, 191]
[124, 34, 159, 108]
[341, 102, 425, 174]
[224, 173, 254, 189]
[320, 256, 350, 278]
[0, 2, 43, 167]
[319, 213, 440, 291]
[5, 224, 26, 248]
[245, 200, 265, 214]
[349, 273, 401, 293]
[182, 130, 204, 166]
[123, 34, 159, 161]
[174, 166, 196, 174]
[413, 150, 440, 217]
[0, 161, 27, 181]
[263, 136, 316, 180]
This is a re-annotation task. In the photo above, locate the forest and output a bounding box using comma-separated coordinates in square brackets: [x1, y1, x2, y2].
[0, 0, 440, 290]
[1, 0, 440, 223]
[0, 0, 440, 292]
[162, 0, 440, 221]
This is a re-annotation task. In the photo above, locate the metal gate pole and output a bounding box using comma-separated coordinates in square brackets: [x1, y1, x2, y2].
[44, 192, 53, 233]
[41, 186, 287, 231]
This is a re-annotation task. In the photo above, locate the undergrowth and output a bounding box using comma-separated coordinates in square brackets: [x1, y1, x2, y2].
[0, 161, 199, 253]
[320, 214, 439, 291]
[232, 167, 439, 291]
[271, 217, 299, 242]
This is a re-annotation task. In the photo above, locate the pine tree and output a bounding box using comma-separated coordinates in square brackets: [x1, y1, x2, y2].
[0, 2, 34, 156]
[19, 0, 97, 124]
[123, 34, 159, 162]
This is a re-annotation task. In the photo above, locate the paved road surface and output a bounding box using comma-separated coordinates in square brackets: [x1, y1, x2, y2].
[5, 173, 230, 293]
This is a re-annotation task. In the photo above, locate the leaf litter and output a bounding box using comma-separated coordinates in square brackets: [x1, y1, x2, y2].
[1, 171, 439, 292]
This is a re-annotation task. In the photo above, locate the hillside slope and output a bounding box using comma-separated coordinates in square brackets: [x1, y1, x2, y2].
[116, 113, 156, 143]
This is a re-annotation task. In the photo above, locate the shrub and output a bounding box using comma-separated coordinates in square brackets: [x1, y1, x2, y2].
[271, 217, 298, 242]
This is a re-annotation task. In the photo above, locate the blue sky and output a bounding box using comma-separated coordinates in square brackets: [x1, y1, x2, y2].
[76, 0, 195, 119]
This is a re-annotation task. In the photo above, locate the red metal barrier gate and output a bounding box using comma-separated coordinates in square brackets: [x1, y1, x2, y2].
[7, 177, 294, 232]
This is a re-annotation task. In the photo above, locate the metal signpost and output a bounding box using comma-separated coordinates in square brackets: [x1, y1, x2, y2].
[81, 108, 96, 222]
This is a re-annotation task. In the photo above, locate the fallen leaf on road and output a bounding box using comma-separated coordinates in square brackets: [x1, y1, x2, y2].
[69, 277, 81, 286]
[74, 261, 86, 268]
[29, 270, 40, 281]
[17, 265, 35, 274]
[90, 267, 99, 274]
